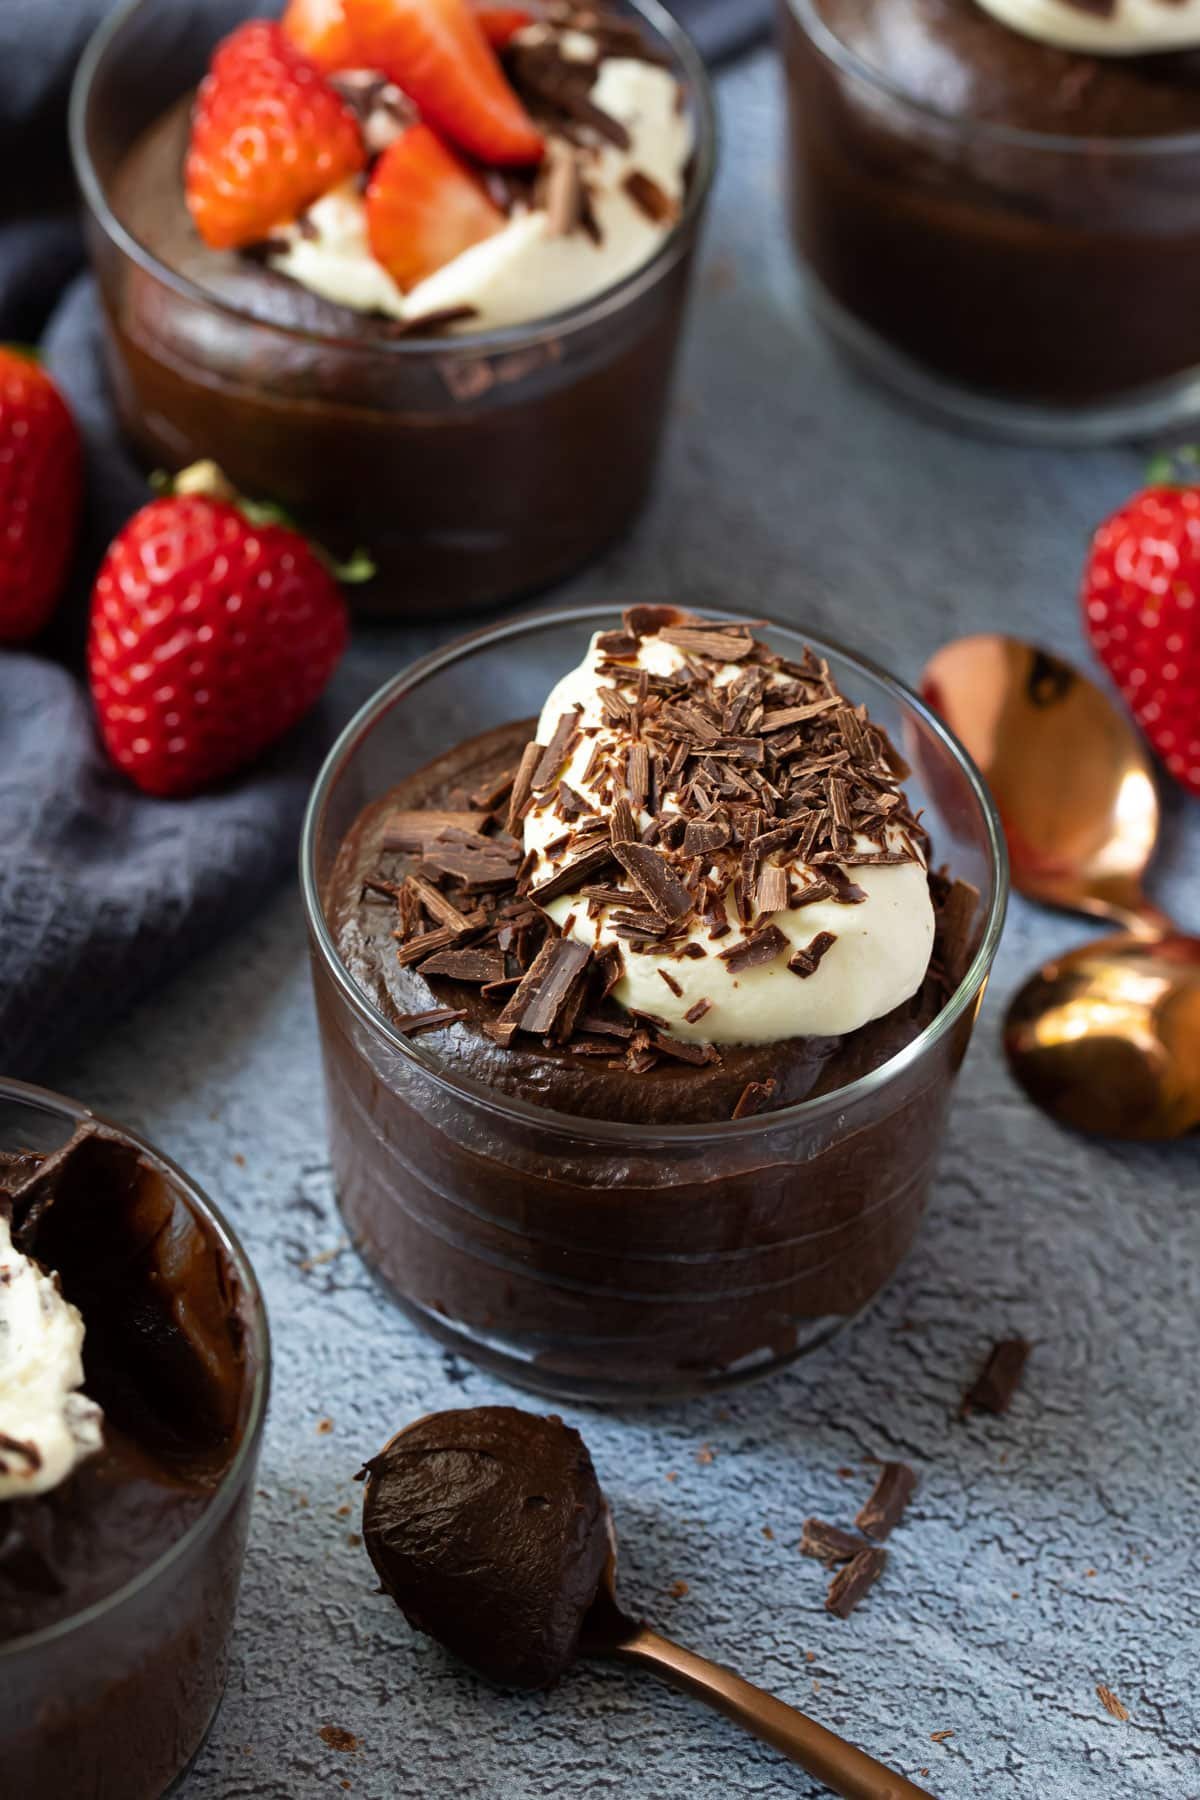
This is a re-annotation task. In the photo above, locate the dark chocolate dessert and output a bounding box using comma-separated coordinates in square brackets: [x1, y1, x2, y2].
[311, 608, 987, 1398]
[0, 1122, 262, 1800]
[780, 0, 1200, 407]
[361, 1407, 609, 1688]
[82, 1, 711, 616]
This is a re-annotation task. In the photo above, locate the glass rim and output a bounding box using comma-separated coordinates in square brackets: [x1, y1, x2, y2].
[68, 0, 718, 357]
[299, 602, 1010, 1145]
[785, 0, 1200, 157]
[0, 1077, 271, 1661]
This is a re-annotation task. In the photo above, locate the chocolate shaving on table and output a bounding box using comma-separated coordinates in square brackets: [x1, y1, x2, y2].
[960, 1339, 1031, 1418]
[800, 1519, 870, 1566]
[732, 1078, 777, 1120]
[855, 1463, 917, 1542]
[391, 1008, 468, 1036]
[718, 924, 788, 973]
[826, 1547, 888, 1619]
[417, 947, 507, 985]
[788, 931, 837, 979]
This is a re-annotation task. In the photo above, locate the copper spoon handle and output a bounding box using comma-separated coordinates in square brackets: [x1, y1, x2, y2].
[612, 1626, 936, 1799]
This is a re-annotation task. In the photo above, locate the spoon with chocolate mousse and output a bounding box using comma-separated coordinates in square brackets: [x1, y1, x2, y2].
[360, 1407, 934, 1799]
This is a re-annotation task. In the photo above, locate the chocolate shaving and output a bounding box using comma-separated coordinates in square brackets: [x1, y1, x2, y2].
[650, 1031, 714, 1066]
[394, 919, 486, 966]
[623, 169, 677, 224]
[496, 937, 591, 1039]
[732, 1078, 777, 1119]
[417, 947, 507, 985]
[404, 872, 475, 932]
[533, 711, 581, 792]
[658, 969, 683, 998]
[800, 1519, 869, 1566]
[755, 863, 789, 916]
[545, 147, 584, 236]
[683, 996, 713, 1025]
[383, 809, 490, 851]
[529, 841, 617, 904]
[423, 846, 520, 892]
[658, 623, 755, 662]
[791, 876, 837, 909]
[612, 842, 692, 921]
[718, 924, 788, 973]
[855, 1463, 917, 1542]
[391, 1008, 468, 1036]
[788, 931, 837, 978]
[826, 1547, 887, 1619]
[961, 1339, 1031, 1418]
[506, 740, 544, 834]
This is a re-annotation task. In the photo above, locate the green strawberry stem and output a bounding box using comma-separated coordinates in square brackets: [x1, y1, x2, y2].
[1146, 445, 1200, 486]
[153, 461, 375, 586]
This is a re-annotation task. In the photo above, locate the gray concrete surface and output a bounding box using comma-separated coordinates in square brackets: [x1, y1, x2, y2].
[52, 46, 1200, 1800]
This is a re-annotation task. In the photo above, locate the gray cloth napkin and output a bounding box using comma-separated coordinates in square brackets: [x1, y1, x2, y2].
[0, 0, 768, 1079]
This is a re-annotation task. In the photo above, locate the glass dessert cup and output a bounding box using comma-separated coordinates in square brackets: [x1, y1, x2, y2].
[0, 1079, 270, 1800]
[301, 605, 1008, 1404]
[779, 0, 1200, 445]
[70, 0, 717, 620]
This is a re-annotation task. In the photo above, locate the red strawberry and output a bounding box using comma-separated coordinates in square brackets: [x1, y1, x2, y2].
[186, 21, 366, 251]
[88, 468, 349, 798]
[367, 123, 504, 290]
[1082, 482, 1200, 796]
[344, 0, 544, 165]
[281, 0, 361, 69]
[0, 349, 82, 643]
[474, 5, 534, 46]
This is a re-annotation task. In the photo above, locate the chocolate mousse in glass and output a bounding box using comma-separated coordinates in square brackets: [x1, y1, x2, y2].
[0, 1080, 269, 1800]
[779, 0, 1200, 442]
[70, 0, 716, 618]
[302, 604, 1007, 1402]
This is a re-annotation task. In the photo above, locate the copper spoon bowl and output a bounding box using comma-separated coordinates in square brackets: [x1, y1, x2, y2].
[582, 1543, 935, 1800]
[921, 634, 1200, 1140]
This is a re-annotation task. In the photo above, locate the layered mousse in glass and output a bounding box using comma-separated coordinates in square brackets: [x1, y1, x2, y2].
[779, 0, 1200, 439]
[0, 1095, 268, 1800]
[305, 606, 1006, 1400]
[73, 0, 715, 614]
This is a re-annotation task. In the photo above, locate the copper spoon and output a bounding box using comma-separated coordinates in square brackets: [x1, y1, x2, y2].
[582, 1545, 935, 1800]
[921, 634, 1200, 1138]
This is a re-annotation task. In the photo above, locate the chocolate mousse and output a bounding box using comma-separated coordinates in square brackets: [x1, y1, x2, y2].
[360, 1406, 609, 1687]
[311, 608, 986, 1397]
[780, 0, 1200, 409]
[83, 1, 712, 615]
[0, 1122, 263, 1799]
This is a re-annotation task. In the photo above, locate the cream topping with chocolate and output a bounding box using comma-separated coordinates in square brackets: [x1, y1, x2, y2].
[269, 19, 692, 332]
[525, 621, 935, 1043]
[0, 1211, 104, 1502]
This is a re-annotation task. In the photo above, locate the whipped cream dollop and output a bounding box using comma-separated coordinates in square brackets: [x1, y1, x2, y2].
[522, 623, 936, 1046]
[973, 0, 1200, 55]
[269, 33, 691, 332]
[0, 1211, 104, 1502]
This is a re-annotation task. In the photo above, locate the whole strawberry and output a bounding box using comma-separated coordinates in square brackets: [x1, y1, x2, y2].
[1082, 481, 1200, 797]
[186, 21, 366, 251]
[88, 468, 349, 797]
[0, 349, 82, 643]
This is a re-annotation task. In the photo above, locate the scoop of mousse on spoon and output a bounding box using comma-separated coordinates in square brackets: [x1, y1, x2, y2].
[359, 1408, 935, 1800]
[921, 634, 1200, 1139]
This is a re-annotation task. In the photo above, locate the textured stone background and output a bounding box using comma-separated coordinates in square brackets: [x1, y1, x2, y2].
[51, 44, 1200, 1800]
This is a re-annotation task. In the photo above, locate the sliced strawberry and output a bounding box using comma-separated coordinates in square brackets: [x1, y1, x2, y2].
[366, 123, 505, 290]
[186, 22, 366, 251]
[344, 0, 544, 165]
[474, 5, 534, 46]
[281, 0, 361, 70]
